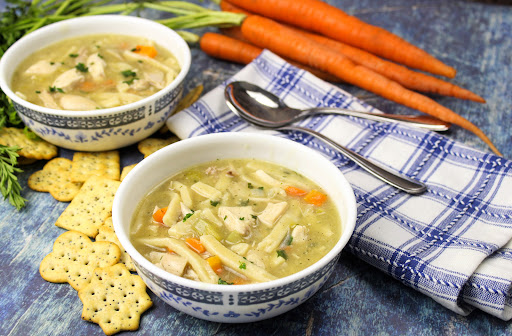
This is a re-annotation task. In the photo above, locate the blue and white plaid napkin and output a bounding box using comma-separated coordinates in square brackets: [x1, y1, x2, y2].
[166, 50, 512, 320]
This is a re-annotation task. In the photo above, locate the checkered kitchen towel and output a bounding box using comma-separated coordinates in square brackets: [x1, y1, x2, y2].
[166, 50, 512, 320]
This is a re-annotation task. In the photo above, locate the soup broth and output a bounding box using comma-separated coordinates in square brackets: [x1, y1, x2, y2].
[11, 34, 180, 110]
[130, 159, 342, 285]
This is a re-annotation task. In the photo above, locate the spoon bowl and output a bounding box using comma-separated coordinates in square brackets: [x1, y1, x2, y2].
[225, 81, 451, 131]
[224, 81, 428, 195]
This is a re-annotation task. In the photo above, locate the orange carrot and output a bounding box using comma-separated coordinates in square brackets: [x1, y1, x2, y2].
[78, 81, 96, 92]
[133, 45, 158, 58]
[285, 186, 308, 197]
[294, 28, 484, 102]
[165, 247, 175, 254]
[186, 237, 206, 254]
[200, 32, 340, 82]
[200, 32, 261, 65]
[240, 16, 501, 155]
[229, 0, 456, 78]
[220, 0, 251, 15]
[219, 2, 479, 101]
[152, 207, 167, 223]
[207, 255, 223, 274]
[303, 190, 327, 206]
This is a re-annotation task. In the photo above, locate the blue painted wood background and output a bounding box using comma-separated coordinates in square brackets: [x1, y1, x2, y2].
[1, 1, 511, 335]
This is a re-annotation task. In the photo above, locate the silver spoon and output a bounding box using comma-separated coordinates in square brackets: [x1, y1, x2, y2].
[225, 81, 451, 131]
[224, 83, 427, 195]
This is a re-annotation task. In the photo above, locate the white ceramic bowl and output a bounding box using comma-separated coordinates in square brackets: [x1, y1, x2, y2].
[0, 15, 191, 151]
[112, 132, 357, 323]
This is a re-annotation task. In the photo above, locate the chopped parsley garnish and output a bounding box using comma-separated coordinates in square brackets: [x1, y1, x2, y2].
[49, 86, 63, 93]
[69, 53, 78, 58]
[277, 250, 288, 260]
[35, 90, 41, 94]
[239, 217, 244, 221]
[223, 215, 227, 220]
[49, 62, 54, 65]
[210, 200, 219, 207]
[218, 278, 233, 285]
[286, 236, 293, 246]
[75, 62, 88, 72]
[97, 54, 104, 59]
[258, 186, 264, 190]
[182, 211, 195, 222]
[239, 262, 246, 270]
[251, 214, 257, 219]
[121, 70, 138, 85]
[121, 69, 137, 77]
[247, 183, 253, 189]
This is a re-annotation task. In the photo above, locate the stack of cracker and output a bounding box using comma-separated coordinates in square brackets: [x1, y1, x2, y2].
[35, 150, 149, 335]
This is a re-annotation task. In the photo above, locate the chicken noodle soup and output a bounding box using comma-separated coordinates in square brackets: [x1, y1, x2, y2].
[130, 159, 342, 285]
[11, 34, 180, 110]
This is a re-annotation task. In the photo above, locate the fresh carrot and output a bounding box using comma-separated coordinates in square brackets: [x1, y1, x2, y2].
[200, 32, 261, 65]
[240, 15, 501, 155]
[228, 0, 456, 78]
[152, 206, 167, 223]
[165, 247, 175, 254]
[220, 0, 251, 15]
[219, 2, 480, 100]
[303, 190, 328, 206]
[293, 28, 485, 102]
[133, 45, 158, 58]
[285, 186, 308, 197]
[206, 255, 223, 274]
[200, 32, 340, 82]
[186, 237, 206, 254]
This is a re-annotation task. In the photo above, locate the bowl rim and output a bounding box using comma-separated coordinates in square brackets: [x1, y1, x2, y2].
[0, 15, 191, 117]
[112, 132, 357, 293]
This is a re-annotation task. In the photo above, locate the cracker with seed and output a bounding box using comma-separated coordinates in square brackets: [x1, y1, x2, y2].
[137, 137, 179, 158]
[39, 230, 121, 291]
[70, 151, 120, 183]
[78, 263, 152, 335]
[0, 127, 57, 160]
[120, 164, 137, 182]
[55, 176, 121, 237]
[96, 217, 135, 272]
[28, 157, 83, 202]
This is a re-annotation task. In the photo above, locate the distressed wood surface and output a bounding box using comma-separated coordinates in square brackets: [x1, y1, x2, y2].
[1, 1, 512, 335]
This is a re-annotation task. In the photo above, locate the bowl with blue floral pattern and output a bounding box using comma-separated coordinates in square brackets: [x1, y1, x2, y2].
[0, 15, 191, 151]
[112, 132, 357, 323]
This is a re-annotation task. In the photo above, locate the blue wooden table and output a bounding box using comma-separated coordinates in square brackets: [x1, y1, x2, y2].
[1, 1, 511, 335]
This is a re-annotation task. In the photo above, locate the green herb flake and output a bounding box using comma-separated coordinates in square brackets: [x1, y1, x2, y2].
[286, 236, 293, 246]
[258, 186, 264, 190]
[183, 210, 195, 222]
[223, 215, 227, 220]
[218, 278, 233, 285]
[239, 217, 244, 221]
[247, 183, 253, 189]
[35, 91, 41, 94]
[210, 200, 219, 207]
[75, 63, 88, 72]
[121, 69, 137, 77]
[69, 53, 78, 58]
[251, 214, 257, 219]
[49, 86, 64, 93]
[239, 262, 246, 270]
[277, 250, 288, 260]
[240, 199, 249, 206]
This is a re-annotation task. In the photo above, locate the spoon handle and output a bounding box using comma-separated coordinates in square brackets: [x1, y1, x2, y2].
[307, 107, 451, 131]
[280, 126, 427, 195]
